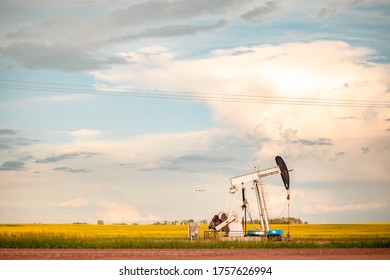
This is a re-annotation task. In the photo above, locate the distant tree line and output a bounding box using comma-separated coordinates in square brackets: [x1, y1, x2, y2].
[94, 219, 209, 226]
[153, 217, 307, 225]
[268, 217, 308, 224]
[153, 219, 209, 225]
[95, 217, 308, 226]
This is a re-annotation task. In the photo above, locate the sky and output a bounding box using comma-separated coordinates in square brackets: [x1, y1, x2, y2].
[0, 0, 389, 225]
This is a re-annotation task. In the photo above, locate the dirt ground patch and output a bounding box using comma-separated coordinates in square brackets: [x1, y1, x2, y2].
[1, 248, 389, 260]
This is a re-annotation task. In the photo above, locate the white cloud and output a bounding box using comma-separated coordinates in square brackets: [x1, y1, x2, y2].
[20, 128, 227, 174]
[97, 203, 160, 223]
[68, 129, 101, 139]
[92, 41, 390, 179]
[317, 0, 363, 19]
[68, 129, 220, 167]
[110, 0, 259, 25]
[57, 198, 89, 208]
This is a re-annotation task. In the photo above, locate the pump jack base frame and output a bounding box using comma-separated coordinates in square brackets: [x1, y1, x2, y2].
[204, 230, 284, 241]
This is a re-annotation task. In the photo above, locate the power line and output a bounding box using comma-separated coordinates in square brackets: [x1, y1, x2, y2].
[0, 79, 389, 108]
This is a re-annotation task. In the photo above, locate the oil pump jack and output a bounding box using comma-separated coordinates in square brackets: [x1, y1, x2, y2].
[208, 156, 291, 239]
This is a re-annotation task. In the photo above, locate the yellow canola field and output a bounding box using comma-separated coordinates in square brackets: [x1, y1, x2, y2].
[264, 223, 390, 238]
[0, 224, 195, 239]
[1, 223, 390, 239]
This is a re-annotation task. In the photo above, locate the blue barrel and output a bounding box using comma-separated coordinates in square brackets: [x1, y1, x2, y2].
[268, 229, 283, 236]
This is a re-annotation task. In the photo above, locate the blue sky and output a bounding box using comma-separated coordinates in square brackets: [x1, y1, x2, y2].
[0, 0, 389, 224]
